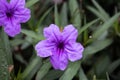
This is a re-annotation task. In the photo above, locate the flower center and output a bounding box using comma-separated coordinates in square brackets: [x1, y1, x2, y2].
[57, 42, 64, 49]
[6, 9, 14, 18]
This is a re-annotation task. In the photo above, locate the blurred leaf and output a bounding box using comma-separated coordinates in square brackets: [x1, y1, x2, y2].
[26, 0, 39, 8]
[60, 2, 68, 27]
[14, 54, 27, 65]
[21, 36, 33, 49]
[21, 29, 44, 40]
[78, 18, 99, 35]
[0, 29, 11, 79]
[87, 6, 106, 22]
[106, 72, 110, 80]
[92, 13, 120, 39]
[83, 39, 112, 58]
[114, 20, 120, 36]
[69, 0, 81, 29]
[55, 4, 60, 26]
[10, 39, 25, 47]
[0, 49, 9, 80]
[37, 7, 53, 28]
[95, 55, 110, 76]
[92, 0, 109, 20]
[43, 70, 63, 80]
[79, 66, 88, 80]
[1, 28, 13, 64]
[108, 59, 120, 74]
[60, 61, 80, 80]
[22, 56, 42, 80]
[36, 61, 51, 80]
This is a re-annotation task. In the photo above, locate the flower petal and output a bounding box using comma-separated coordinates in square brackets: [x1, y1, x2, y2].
[4, 19, 21, 37]
[0, 0, 8, 26]
[65, 42, 84, 62]
[14, 8, 31, 23]
[35, 40, 55, 57]
[44, 24, 61, 41]
[0, 0, 8, 10]
[50, 51, 68, 70]
[62, 25, 78, 42]
[10, 0, 25, 9]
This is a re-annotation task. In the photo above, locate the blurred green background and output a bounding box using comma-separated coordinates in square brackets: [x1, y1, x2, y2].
[0, 0, 120, 80]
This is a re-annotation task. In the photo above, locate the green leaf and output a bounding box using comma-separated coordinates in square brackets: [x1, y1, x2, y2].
[1, 28, 13, 65]
[36, 7, 53, 28]
[55, 4, 60, 26]
[92, 13, 120, 39]
[78, 18, 99, 35]
[26, 0, 39, 8]
[108, 59, 120, 74]
[36, 61, 51, 80]
[21, 29, 44, 40]
[22, 56, 42, 80]
[92, 0, 109, 20]
[43, 70, 63, 80]
[0, 29, 12, 80]
[0, 49, 9, 80]
[60, 61, 80, 80]
[79, 66, 88, 80]
[10, 39, 25, 47]
[95, 55, 110, 76]
[69, 0, 81, 29]
[60, 2, 68, 27]
[87, 6, 107, 22]
[83, 39, 112, 59]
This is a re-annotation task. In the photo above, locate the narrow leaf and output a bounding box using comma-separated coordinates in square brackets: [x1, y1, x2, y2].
[60, 61, 80, 80]
[26, 0, 39, 7]
[78, 18, 99, 35]
[92, 0, 109, 20]
[79, 66, 88, 80]
[55, 4, 60, 26]
[87, 6, 106, 21]
[36, 61, 51, 80]
[21, 29, 44, 40]
[83, 39, 112, 59]
[92, 13, 120, 39]
[60, 2, 68, 27]
[69, 0, 81, 29]
[22, 56, 42, 79]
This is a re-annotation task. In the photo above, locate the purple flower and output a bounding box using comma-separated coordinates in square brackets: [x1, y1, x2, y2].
[35, 24, 84, 70]
[0, 0, 30, 37]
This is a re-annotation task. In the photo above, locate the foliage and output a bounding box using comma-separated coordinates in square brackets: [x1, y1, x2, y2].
[0, 0, 120, 80]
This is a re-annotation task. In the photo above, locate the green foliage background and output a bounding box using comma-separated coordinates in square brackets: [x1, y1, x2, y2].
[0, 0, 120, 80]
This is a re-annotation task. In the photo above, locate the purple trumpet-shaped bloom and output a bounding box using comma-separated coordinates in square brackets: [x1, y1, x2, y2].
[0, 0, 30, 37]
[35, 24, 84, 70]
